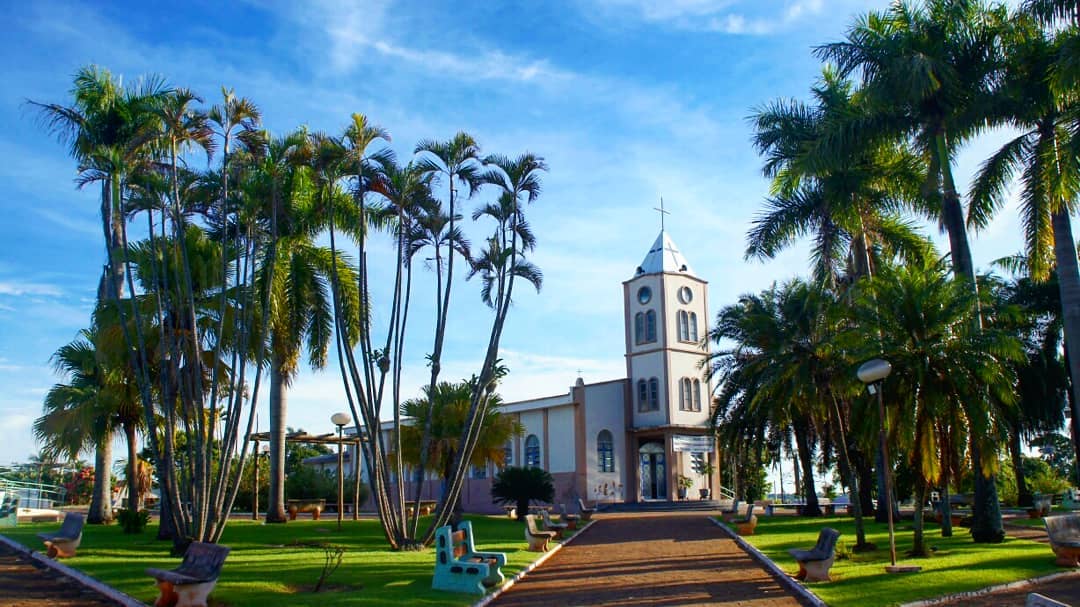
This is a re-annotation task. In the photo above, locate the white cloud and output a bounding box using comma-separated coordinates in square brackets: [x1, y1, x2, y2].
[0, 281, 63, 297]
[589, 0, 829, 34]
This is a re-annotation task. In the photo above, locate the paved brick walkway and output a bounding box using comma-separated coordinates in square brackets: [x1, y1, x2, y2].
[491, 512, 809, 607]
[0, 543, 119, 606]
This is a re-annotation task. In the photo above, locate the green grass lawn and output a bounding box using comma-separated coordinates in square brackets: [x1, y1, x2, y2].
[2, 515, 556, 606]
[729, 515, 1063, 607]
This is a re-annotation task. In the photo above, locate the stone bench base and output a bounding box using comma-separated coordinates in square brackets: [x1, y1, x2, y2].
[42, 537, 81, 559]
[794, 555, 835, 582]
[153, 579, 217, 607]
[1050, 545, 1080, 567]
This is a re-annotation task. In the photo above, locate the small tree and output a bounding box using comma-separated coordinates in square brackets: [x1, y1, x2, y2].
[491, 466, 554, 522]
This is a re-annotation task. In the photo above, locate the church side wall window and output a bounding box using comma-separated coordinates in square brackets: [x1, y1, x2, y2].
[648, 377, 660, 410]
[645, 310, 657, 342]
[677, 310, 689, 341]
[693, 379, 702, 411]
[637, 379, 648, 412]
[597, 430, 615, 473]
[525, 435, 541, 467]
[634, 312, 644, 344]
[472, 464, 487, 479]
[503, 441, 513, 469]
[689, 312, 698, 342]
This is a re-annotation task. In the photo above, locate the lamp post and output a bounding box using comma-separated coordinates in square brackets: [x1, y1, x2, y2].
[331, 412, 351, 530]
[857, 359, 899, 570]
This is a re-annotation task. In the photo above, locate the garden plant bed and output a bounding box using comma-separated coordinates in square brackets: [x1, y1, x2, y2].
[1, 515, 578, 607]
[739, 516, 1063, 606]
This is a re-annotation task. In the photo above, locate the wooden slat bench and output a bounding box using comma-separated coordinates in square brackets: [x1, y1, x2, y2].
[1044, 514, 1080, 567]
[37, 512, 84, 558]
[788, 527, 841, 582]
[146, 541, 230, 607]
[432, 522, 506, 594]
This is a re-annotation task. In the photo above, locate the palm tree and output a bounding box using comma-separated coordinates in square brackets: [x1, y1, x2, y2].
[817, 0, 1012, 542]
[31, 67, 168, 522]
[848, 260, 1023, 554]
[748, 68, 931, 287]
[706, 280, 828, 518]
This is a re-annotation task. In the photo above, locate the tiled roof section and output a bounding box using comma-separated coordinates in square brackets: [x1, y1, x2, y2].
[635, 231, 695, 277]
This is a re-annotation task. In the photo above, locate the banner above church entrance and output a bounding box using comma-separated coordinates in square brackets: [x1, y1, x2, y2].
[672, 435, 715, 453]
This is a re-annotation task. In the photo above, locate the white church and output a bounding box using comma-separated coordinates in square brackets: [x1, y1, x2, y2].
[328, 230, 722, 512]
[454, 229, 721, 511]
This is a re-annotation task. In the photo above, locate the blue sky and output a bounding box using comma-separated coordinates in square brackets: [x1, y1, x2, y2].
[0, 0, 1052, 470]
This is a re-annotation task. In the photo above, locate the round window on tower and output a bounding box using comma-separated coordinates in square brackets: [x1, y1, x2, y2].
[637, 286, 652, 305]
[678, 286, 693, 304]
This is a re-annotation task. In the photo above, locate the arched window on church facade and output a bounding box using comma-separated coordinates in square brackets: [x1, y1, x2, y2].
[648, 377, 660, 410]
[597, 430, 614, 473]
[637, 379, 648, 411]
[677, 310, 690, 342]
[689, 312, 698, 342]
[503, 441, 513, 469]
[679, 377, 693, 410]
[525, 435, 541, 467]
[693, 379, 702, 411]
[645, 310, 657, 342]
[634, 312, 644, 344]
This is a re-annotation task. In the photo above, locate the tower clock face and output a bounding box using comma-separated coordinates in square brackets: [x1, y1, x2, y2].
[637, 286, 652, 305]
[678, 286, 693, 304]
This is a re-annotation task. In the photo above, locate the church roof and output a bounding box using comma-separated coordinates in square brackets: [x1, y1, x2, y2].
[635, 231, 695, 277]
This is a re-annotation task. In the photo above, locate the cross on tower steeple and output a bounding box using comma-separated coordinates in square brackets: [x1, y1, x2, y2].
[653, 197, 670, 232]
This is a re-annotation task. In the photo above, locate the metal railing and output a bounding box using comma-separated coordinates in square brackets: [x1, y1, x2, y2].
[0, 476, 66, 509]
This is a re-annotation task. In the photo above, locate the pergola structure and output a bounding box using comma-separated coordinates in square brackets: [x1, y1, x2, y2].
[248, 430, 365, 521]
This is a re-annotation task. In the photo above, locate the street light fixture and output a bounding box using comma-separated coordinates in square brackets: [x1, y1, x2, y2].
[331, 412, 351, 530]
[857, 358, 918, 574]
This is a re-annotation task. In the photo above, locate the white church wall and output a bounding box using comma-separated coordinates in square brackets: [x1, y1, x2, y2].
[519, 410, 544, 466]
[546, 405, 576, 473]
[583, 380, 626, 501]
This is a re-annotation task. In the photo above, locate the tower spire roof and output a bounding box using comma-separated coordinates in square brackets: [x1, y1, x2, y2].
[635, 231, 695, 277]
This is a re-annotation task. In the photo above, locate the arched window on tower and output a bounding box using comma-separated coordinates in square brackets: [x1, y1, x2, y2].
[648, 377, 660, 410]
[689, 312, 699, 342]
[525, 435, 541, 468]
[637, 379, 648, 412]
[693, 379, 702, 411]
[679, 377, 693, 411]
[634, 312, 644, 344]
[645, 310, 657, 342]
[677, 310, 690, 341]
[597, 430, 615, 473]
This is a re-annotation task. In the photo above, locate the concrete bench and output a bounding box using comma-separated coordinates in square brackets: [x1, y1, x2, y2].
[559, 504, 580, 530]
[577, 498, 596, 521]
[287, 498, 325, 520]
[789, 527, 841, 582]
[146, 541, 230, 607]
[1027, 592, 1069, 607]
[1044, 514, 1080, 567]
[524, 514, 557, 552]
[734, 504, 758, 536]
[432, 521, 506, 594]
[37, 512, 84, 558]
[540, 509, 568, 539]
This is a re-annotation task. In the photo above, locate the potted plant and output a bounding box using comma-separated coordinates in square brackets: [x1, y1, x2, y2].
[693, 460, 715, 500]
[677, 474, 693, 500]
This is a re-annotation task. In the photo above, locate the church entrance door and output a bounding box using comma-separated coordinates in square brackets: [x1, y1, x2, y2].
[638, 441, 667, 500]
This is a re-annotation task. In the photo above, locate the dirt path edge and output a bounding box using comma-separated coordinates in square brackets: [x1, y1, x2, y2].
[0, 532, 147, 607]
[710, 517, 828, 607]
[471, 519, 597, 607]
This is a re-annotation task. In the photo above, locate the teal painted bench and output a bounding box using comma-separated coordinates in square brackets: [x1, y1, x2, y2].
[1062, 488, 1079, 510]
[432, 521, 506, 594]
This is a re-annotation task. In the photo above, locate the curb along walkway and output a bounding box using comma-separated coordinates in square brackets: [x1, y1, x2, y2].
[0, 542, 122, 606]
[490, 512, 811, 607]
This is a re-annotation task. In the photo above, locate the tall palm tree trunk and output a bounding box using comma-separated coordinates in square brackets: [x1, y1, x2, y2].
[1010, 428, 1032, 508]
[88, 438, 113, 524]
[1051, 209, 1080, 484]
[267, 360, 289, 523]
[125, 423, 140, 513]
[938, 136, 1004, 543]
[793, 419, 821, 516]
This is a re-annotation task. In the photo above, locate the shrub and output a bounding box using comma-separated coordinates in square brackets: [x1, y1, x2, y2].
[115, 508, 150, 534]
[491, 466, 554, 521]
